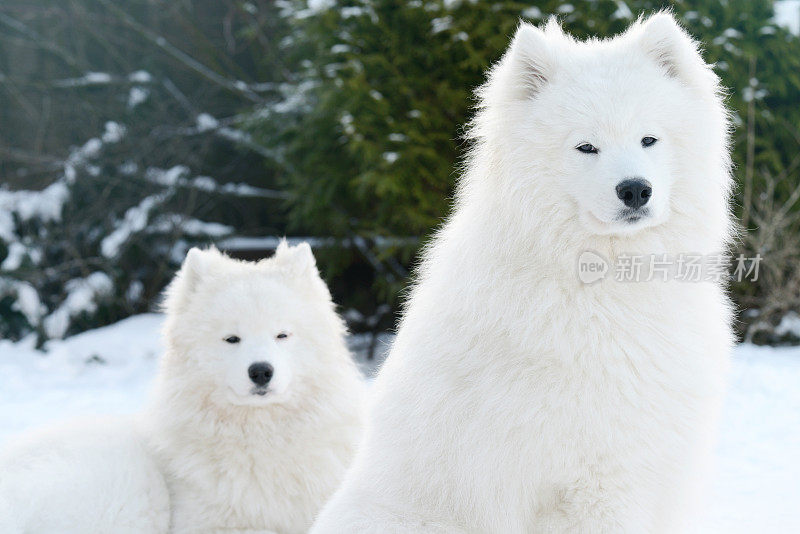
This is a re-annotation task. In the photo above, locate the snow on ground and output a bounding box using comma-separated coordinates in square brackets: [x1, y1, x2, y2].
[0, 314, 163, 440]
[0, 315, 798, 532]
[702, 344, 800, 533]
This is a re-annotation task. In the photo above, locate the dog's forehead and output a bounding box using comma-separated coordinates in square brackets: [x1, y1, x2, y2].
[543, 36, 671, 94]
[566, 57, 671, 100]
[200, 273, 303, 312]
[538, 65, 679, 137]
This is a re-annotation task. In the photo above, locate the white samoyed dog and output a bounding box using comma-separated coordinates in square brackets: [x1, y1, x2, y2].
[0, 242, 364, 534]
[312, 13, 733, 534]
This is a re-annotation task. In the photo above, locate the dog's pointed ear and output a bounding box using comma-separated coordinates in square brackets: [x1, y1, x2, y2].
[163, 247, 223, 313]
[632, 12, 713, 88]
[180, 247, 212, 291]
[273, 240, 319, 277]
[498, 21, 556, 101]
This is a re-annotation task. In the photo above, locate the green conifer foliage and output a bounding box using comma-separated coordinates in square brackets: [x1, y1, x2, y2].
[263, 1, 800, 339]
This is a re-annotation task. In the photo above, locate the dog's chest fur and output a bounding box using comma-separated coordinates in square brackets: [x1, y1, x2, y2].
[383, 266, 731, 532]
[148, 405, 352, 534]
[480, 278, 728, 531]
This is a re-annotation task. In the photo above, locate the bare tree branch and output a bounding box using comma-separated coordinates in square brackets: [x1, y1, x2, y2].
[95, 0, 264, 104]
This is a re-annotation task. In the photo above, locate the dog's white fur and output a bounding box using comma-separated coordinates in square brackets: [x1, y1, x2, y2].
[312, 13, 733, 534]
[0, 243, 364, 533]
[0, 417, 170, 534]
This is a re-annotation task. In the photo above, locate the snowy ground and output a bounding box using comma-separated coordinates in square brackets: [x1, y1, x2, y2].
[1, 315, 798, 533]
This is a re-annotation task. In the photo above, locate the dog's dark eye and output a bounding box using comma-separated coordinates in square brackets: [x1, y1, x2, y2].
[224, 335, 241, 344]
[276, 332, 289, 340]
[576, 143, 598, 154]
[641, 136, 658, 147]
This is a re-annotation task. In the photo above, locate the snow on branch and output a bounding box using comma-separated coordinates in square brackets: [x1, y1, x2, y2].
[100, 193, 169, 259]
[144, 165, 288, 199]
[146, 214, 233, 238]
[0, 278, 46, 326]
[42, 273, 114, 339]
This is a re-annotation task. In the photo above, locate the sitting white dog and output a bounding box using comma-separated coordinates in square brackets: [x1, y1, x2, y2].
[312, 12, 733, 534]
[0, 242, 364, 534]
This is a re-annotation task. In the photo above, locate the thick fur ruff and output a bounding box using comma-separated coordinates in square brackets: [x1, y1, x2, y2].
[0, 243, 364, 533]
[312, 13, 734, 534]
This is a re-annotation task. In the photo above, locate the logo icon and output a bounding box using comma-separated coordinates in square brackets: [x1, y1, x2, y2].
[578, 250, 609, 284]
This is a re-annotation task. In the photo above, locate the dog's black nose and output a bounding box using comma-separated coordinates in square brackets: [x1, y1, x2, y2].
[616, 179, 652, 209]
[248, 362, 274, 387]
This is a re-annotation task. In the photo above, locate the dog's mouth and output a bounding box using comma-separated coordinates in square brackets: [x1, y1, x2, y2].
[581, 204, 666, 237]
[226, 385, 288, 407]
[617, 207, 650, 224]
[227, 386, 271, 398]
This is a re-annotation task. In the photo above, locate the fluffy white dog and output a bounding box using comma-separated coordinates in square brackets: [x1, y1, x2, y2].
[312, 13, 733, 534]
[0, 243, 364, 533]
